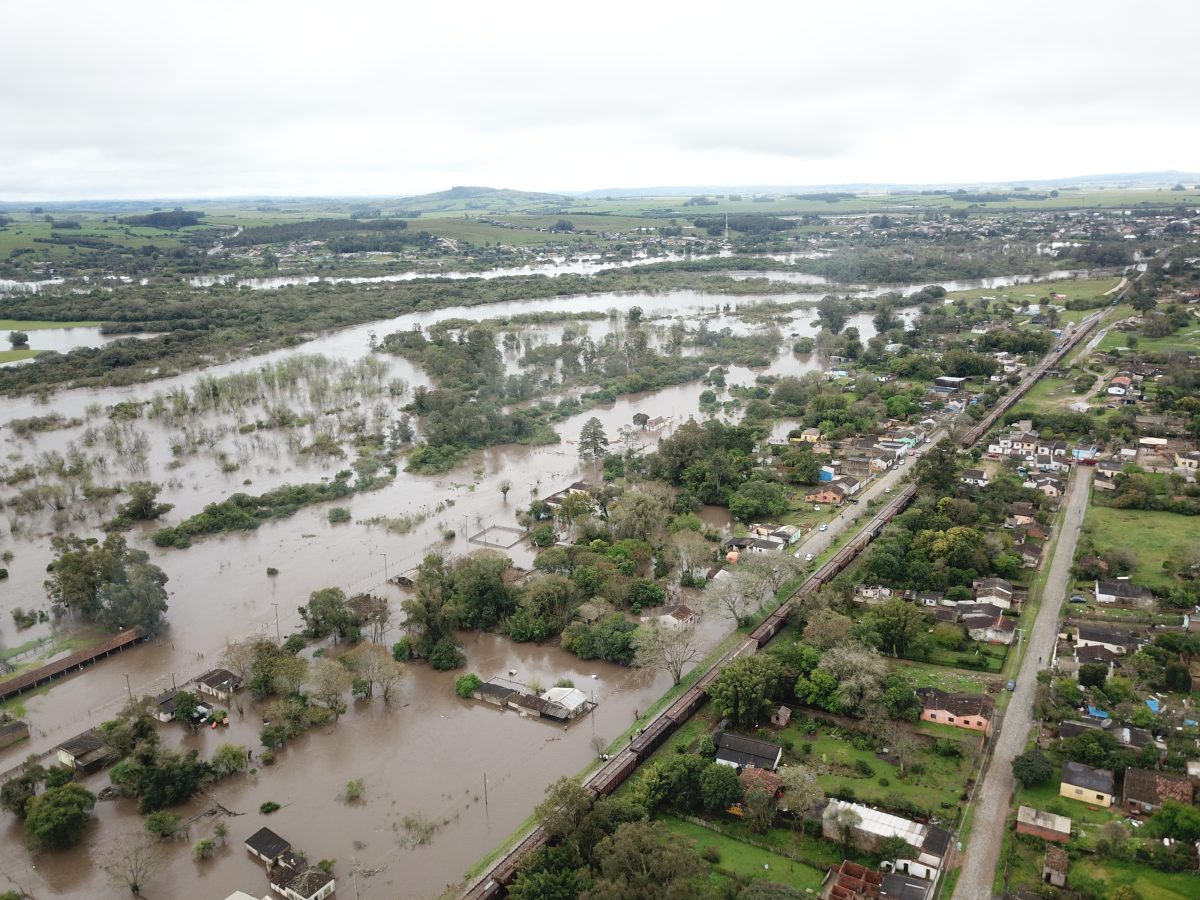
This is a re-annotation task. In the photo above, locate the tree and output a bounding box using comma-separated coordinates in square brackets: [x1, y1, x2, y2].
[633, 621, 703, 685]
[778, 764, 822, 816]
[878, 834, 913, 862]
[109, 839, 163, 895]
[632, 413, 650, 430]
[347, 642, 405, 701]
[402, 553, 458, 657]
[308, 657, 352, 716]
[705, 655, 783, 728]
[44, 534, 169, 636]
[828, 805, 861, 856]
[585, 821, 711, 900]
[509, 869, 586, 900]
[8, 330, 29, 348]
[743, 786, 777, 833]
[172, 690, 202, 729]
[23, 782, 96, 849]
[862, 598, 927, 657]
[579, 417, 609, 463]
[1078, 662, 1108, 689]
[803, 609, 854, 650]
[144, 810, 182, 840]
[209, 743, 248, 778]
[710, 566, 769, 627]
[728, 480, 788, 522]
[817, 296, 848, 334]
[535, 777, 592, 850]
[115, 482, 172, 523]
[1011, 749, 1053, 787]
[626, 306, 644, 326]
[499, 479, 512, 501]
[699, 763, 743, 812]
[221, 638, 259, 686]
[815, 644, 887, 716]
[914, 439, 960, 493]
[299, 587, 354, 640]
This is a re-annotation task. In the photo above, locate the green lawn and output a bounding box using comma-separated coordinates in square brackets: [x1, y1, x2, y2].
[1098, 324, 1200, 355]
[892, 660, 993, 694]
[942, 275, 1122, 307]
[659, 816, 826, 893]
[0, 348, 39, 364]
[1083, 506, 1200, 591]
[0, 319, 102, 330]
[1071, 856, 1200, 899]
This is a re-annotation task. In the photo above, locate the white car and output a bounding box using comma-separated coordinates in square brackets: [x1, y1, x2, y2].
[812, 504, 821, 512]
[804, 553, 815, 562]
[819, 524, 828, 532]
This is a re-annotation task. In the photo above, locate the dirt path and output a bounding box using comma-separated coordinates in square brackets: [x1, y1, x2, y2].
[952, 466, 1093, 900]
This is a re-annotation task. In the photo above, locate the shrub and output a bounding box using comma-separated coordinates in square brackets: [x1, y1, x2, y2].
[391, 636, 413, 661]
[701, 846, 720, 864]
[428, 638, 465, 671]
[854, 759, 874, 778]
[343, 778, 365, 802]
[260, 751, 275, 767]
[455, 673, 483, 699]
[328, 507, 351, 524]
[878, 778, 890, 787]
[1012, 749, 1053, 787]
[145, 811, 182, 839]
[266, 567, 279, 576]
[260, 801, 280, 814]
[193, 837, 216, 861]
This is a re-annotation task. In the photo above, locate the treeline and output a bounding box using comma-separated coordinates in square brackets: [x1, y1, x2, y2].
[227, 217, 409, 246]
[692, 215, 793, 236]
[120, 209, 205, 228]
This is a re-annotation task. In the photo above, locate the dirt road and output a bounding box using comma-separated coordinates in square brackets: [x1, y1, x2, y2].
[951, 466, 1093, 900]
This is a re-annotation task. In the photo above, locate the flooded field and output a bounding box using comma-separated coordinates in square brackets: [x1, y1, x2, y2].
[0, 269, 1011, 897]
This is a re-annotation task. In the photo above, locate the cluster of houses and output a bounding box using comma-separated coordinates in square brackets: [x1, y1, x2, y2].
[242, 827, 335, 900]
[468, 678, 595, 722]
[854, 576, 1024, 647]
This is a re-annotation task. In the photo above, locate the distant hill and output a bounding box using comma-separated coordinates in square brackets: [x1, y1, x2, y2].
[394, 185, 572, 212]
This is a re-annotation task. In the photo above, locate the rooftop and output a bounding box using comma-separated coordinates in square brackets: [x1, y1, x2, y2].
[714, 731, 783, 770]
[1061, 760, 1115, 795]
[1016, 805, 1072, 836]
[245, 826, 290, 861]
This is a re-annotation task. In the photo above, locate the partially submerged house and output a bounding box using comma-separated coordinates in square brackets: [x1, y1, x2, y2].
[713, 732, 783, 771]
[245, 828, 335, 900]
[0, 717, 30, 751]
[195, 668, 242, 703]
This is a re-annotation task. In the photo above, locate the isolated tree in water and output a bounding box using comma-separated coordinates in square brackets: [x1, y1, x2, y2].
[578, 417, 609, 463]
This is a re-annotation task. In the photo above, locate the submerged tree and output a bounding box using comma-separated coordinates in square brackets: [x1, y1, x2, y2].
[44, 533, 169, 636]
[578, 417, 609, 463]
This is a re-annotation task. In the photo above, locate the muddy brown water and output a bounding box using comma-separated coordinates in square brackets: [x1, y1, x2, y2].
[0, 276, 952, 896]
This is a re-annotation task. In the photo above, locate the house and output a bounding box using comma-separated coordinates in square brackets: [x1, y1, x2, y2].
[797, 427, 822, 443]
[1074, 644, 1121, 668]
[961, 469, 989, 487]
[195, 668, 242, 703]
[714, 732, 783, 771]
[962, 610, 1016, 645]
[855, 585, 894, 604]
[56, 731, 109, 773]
[1015, 542, 1042, 568]
[509, 693, 550, 717]
[540, 686, 591, 721]
[1121, 768, 1194, 815]
[1015, 806, 1071, 843]
[1032, 476, 1065, 498]
[805, 483, 848, 506]
[472, 681, 516, 707]
[268, 853, 336, 900]
[1095, 579, 1154, 606]
[973, 577, 1014, 609]
[1010, 502, 1036, 525]
[1074, 623, 1146, 656]
[739, 766, 784, 800]
[656, 604, 699, 629]
[245, 827, 291, 865]
[905, 589, 946, 607]
[1042, 847, 1069, 888]
[1174, 450, 1200, 472]
[645, 415, 670, 432]
[821, 799, 949, 874]
[1059, 760, 1115, 806]
[915, 688, 994, 734]
[153, 689, 211, 725]
[1096, 459, 1124, 480]
[576, 599, 613, 625]
[934, 376, 967, 391]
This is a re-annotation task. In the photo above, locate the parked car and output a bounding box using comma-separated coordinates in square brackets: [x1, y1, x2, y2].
[1006, 680, 1017, 692]
[804, 553, 815, 562]
[1070, 595, 1086, 603]
[819, 524, 828, 532]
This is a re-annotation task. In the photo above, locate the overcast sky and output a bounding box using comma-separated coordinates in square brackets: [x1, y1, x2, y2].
[3, 1, 1198, 200]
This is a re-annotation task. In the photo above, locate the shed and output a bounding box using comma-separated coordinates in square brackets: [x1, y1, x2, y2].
[714, 732, 782, 771]
[770, 705, 792, 729]
[539, 686, 590, 721]
[56, 731, 109, 773]
[0, 718, 30, 750]
[1015, 806, 1071, 843]
[1042, 846, 1068, 887]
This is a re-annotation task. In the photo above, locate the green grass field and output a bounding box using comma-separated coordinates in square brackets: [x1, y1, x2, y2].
[1098, 324, 1200, 354]
[660, 816, 826, 893]
[1082, 506, 1200, 591]
[0, 349, 39, 364]
[0, 319, 101, 330]
[943, 275, 1122, 307]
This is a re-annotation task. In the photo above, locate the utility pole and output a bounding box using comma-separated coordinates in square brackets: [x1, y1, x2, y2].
[124, 673, 133, 705]
[271, 603, 281, 644]
[382, 552, 388, 583]
[483, 772, 489, 812]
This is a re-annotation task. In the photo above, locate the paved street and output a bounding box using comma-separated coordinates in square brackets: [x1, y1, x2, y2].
[952, 466, 1094, 900]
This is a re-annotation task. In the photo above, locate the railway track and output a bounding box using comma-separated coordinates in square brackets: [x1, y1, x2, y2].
[462, 303, 1111, 899]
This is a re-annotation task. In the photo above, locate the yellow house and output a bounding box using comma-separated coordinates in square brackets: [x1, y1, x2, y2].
[1059, 760, 1114, 807]
[789, 427, 821, 444]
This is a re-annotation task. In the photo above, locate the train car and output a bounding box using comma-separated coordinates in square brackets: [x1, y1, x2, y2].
[492, 830, 549, 886]
[587, 749, 639, 798]
[628, 715, 675, 758]
[664, 683, 708, 724]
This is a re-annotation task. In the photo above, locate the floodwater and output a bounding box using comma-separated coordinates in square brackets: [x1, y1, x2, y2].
[0, 265, 998, 897]
[184, 252, 723, 290]
[0, 327, 159, 367]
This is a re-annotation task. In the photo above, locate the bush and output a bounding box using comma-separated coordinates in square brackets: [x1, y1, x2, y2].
[260, 801, 280, 814]
[1012, 749, 1053, 787]
[455, 673, 483, 699]
[145, 811, 182, 839]
[266, 567, 279, 576]
[193, 837, 216, 861]
[391, 637, 413, 661]
[854, 759, 875, 778]
[343, 778, 365, 802]
[328, 507, 351, 524]
[428, 638, 465, 671]
[701, 846, 720, 864]
[260, 751, 275, 767]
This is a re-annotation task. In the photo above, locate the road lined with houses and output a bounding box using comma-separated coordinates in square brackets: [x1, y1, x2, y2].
[952, 466, 1094, 900]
